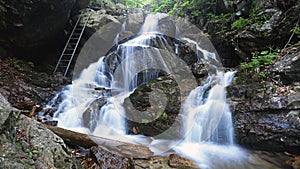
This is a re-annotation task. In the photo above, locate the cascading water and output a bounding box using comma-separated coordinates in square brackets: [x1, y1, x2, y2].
[182, 71, 235, 144]
[47, 12, 279, 169]
[50, 13, 176, 142]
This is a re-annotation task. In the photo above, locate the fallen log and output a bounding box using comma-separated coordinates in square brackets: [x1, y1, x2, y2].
[45, 125, 154, 159]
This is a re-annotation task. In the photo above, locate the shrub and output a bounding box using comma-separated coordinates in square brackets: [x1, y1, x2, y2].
[240, 47, 279, 79]
[232, 17, 247, 30]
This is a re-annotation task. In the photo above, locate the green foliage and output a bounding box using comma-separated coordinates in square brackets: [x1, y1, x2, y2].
[142, 119, 149, 124]
[161, 112, 168, 119]
[153, 0, 175, 13]
[123, 0, 145, 8]
[13, 59, 21, 70]
[28, 149, 38, 159]
[27, 62, 34, 68]
[153, 0, 207, 19]
[207, 12, 219, 20]
[89, 0, 151, 8]
[232, 17, 246, 30]
[248, 7, 268, 26]
[240, 47, 279, 79]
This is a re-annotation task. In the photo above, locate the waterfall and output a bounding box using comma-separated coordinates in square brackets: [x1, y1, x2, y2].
[50, 11, 235, 147]
[45, 12, 276, 169]
[183, 71, 235, 144]
[50, 13, 177, 142]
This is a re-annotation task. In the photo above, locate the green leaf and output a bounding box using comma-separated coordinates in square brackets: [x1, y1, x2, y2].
[142, 119, 149, 124]
[260, 50, 268, 55]
[32, 150, 39, 154]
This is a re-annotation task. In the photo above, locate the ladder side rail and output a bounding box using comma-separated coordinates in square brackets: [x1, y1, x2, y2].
[64, 11, 92, 77]
[53, 12, 84, 74]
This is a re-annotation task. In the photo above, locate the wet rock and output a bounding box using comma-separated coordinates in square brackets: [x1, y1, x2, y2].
[125, 9, 145, 33]
[168, 154, 199, 169]
[124, 72, 200, 137]
[134, 155, 199, 169]
[91, 145, 133, 169]
[227, 81, 300, 153]
[43, 120, 58, 126]
[249, 151, 293, 169]
[82, 98, 107, 130]
[124, 75, 182, 137]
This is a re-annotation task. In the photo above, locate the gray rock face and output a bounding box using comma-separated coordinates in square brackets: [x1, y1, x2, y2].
[0, 94, 82, 169]
[271, 43, 300, 85]
[0, 0, 76, 57]
[227, 82, 300, 154]
[226, 43, 300, 154]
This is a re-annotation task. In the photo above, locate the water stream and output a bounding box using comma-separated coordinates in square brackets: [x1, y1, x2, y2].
[47, 13, 279, 169]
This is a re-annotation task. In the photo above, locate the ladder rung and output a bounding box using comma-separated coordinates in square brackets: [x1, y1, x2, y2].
[70, 37, 80, 40]
[64, 52, 74, 55]
[53, 10, 91, 77]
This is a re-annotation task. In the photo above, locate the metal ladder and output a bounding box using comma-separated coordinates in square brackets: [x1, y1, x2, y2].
[53, 10, 92, 77]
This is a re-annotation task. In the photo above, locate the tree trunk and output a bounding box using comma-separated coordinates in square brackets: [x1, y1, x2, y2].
[45, 125, 154, 159]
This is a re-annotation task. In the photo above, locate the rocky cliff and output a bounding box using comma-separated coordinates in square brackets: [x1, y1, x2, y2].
[0, 0, 77, 61]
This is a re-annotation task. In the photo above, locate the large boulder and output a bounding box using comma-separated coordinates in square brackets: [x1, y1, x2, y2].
[0, 0, 76, 58]
[0, 94, 82, 168]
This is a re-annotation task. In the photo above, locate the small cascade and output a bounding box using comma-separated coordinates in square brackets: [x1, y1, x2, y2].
[172, 71, 254, 169]
[183, 71, 235, 144]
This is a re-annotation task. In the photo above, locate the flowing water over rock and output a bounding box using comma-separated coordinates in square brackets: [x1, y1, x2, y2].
[46, 13, 281, 169]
